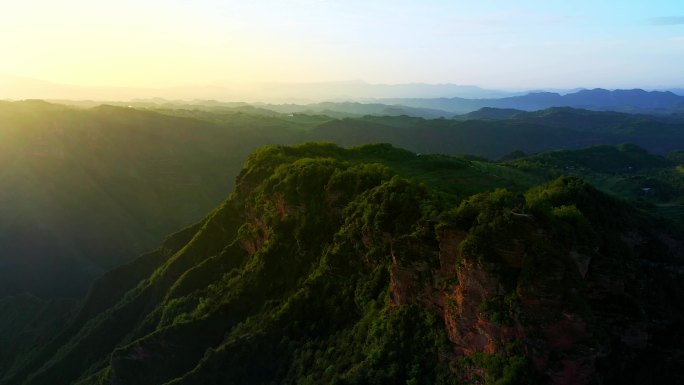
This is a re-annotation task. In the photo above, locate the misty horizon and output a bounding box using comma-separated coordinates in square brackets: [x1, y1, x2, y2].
[1, 74, 684, 103]
[2, 1, 682, 97]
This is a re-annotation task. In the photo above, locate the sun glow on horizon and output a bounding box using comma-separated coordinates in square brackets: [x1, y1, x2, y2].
[1, 0, 683, 94]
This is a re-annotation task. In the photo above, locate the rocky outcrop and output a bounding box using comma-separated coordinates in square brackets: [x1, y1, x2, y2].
[387, 212, 684, 385]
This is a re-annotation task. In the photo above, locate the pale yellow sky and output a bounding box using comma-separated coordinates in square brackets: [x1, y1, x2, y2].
[1, 0, 682, 91]
[1, 0, 312, 86]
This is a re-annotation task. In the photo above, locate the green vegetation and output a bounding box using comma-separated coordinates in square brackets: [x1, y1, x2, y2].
[509, 144, 684, 229]
[2, 100, 684, 384]
[2, 142, 682, 385]
[0, 100, 307, 297]
[3, 100, 684, 298]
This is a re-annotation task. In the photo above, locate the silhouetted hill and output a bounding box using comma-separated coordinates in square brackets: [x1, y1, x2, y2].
[309, 109, 684, 158]
[458, 107, 524, 120]
[383, 88, 684, 114]
[563, 88, 683, 109]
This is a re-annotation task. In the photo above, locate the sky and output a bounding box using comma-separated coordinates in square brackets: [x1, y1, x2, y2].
[1, 0, 683, 90]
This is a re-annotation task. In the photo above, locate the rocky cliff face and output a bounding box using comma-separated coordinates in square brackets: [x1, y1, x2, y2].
[385, 178, 684, 385]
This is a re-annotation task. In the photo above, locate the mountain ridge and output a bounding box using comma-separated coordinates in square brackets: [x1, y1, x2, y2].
[2, 143, 682, 385]
[381, 88, 684, 114]
[3, 101, 684, 299]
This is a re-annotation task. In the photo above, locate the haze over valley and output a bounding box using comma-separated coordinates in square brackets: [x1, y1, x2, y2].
[1, 1, 684, 384]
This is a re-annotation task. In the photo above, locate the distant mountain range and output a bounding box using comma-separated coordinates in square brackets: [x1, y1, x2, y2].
[0, 75, 519, 102]
[125, 89, 684, 118]
[381, 88, 684, 115]
[3, 75, 684, 110]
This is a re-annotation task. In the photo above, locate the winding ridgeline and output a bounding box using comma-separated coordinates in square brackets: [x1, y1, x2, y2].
[3, 143, 683, 385]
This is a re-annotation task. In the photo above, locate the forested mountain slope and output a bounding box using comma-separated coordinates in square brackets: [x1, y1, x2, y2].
[3, 100, 684, 299]
[4, 143, 682, 385]
[309, 109, 684, 158]
[0, 101, 303, 297]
